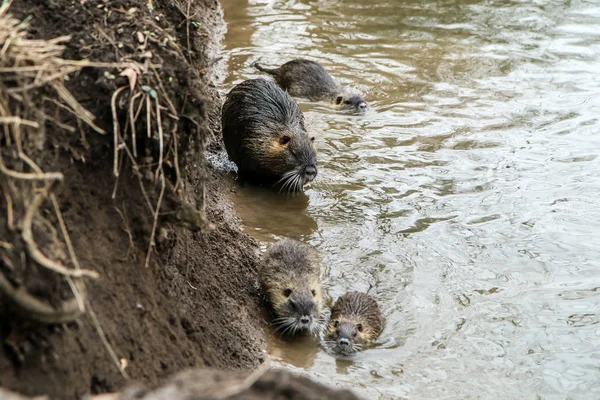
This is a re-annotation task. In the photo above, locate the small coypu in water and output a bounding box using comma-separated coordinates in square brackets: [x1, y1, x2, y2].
[261, 239, 324, 336]
[254, 59, 368, 113]
[325, 292, 383, 356]
[222, 78, 318, 192]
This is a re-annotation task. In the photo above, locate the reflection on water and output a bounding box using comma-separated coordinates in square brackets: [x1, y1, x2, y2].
[230, 184, 318, 241]
[221, 0, 600, 398]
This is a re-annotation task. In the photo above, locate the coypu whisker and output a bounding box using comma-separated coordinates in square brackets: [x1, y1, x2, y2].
[280, 172, 300, 194]
[222, 79, 318, 192]
[273, 170, 297, 188]
[260, 239, 323, 337]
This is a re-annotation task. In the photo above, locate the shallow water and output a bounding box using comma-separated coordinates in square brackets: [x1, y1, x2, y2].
[219, 0, 600, 398]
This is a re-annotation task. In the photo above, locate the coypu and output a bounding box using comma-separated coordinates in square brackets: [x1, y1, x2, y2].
[221, 78, 318, 192]
[254, 59, 368, 113]
[325, 292, 383, 356]
[261, 239, 324, 336]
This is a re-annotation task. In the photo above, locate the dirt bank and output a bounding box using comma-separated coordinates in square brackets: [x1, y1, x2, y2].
[0, 0, 266, 397]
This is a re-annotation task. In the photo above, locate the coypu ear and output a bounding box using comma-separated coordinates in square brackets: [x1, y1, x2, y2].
[356, 323, 363, 332]
[279, 135, 291, 146]
[283, 288, 293, 297]
[335, 95, 343, 105]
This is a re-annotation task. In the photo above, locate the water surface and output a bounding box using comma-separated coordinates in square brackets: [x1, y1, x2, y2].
[220, 0, 600, 398]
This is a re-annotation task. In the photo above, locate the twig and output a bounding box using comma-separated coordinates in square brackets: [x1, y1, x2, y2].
[22, 189, 98, 279]
[1, 179, 14, 230]
[150, 65, 177, 116]
[0, 270, 84, 324]
[115, 132, 154, 214]
[154, 96, 163, 181]
[0, 151, 63, 182]
[0, 116, 39, 128]
[6, 68, 79, 93]
[86, 300, 130, 379]
[128, 91, 143, 158]
[144, 171, 165, 268]
[51, 82, 106, 134]
[111, 86, 128, 177]
[186, 0, 192, 59]
[171, 124, 182, 192]
[146, 94, 151, 138]
[113, 206, 134, 261]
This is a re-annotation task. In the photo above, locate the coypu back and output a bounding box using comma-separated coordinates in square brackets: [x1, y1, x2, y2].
[254, 59, 368, 112]
[256, 59, 340, 101]
[261, 238, 321, 284]
[221, 78, 317, 189]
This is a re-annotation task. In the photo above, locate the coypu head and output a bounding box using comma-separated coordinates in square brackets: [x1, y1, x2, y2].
[261, 239, 324, 336]
[266, 128, 318, 193]
[333, 93, 368, 113]
[324, 292, 382, 356]
[222, 79, 318, 192]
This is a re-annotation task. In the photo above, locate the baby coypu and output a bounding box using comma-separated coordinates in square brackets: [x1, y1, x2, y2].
[254, 59, 368, 113]
[222, 78, 317, 192]
[325, 292, 383, 356]
[261, 239, 324, 336]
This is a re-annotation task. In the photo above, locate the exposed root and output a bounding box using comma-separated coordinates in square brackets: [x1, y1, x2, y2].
[0, 267, 85, 324]
[21, 184, 98, 279]
[0, 1, 102, 323]
[145, 171, 165, 268]
[113, 206, 135, 262]
[86, 300, 130, 379]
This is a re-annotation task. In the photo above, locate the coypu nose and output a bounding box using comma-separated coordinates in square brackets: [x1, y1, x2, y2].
[358, 102, 368, 111]
[304, 165, 317, 182]
[338, 338, 350, 347]
[300, 316, 311, 325]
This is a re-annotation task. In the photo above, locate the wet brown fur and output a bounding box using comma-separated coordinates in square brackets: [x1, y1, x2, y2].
[260, 239, 323, 327]
[326, 292, 383, 348]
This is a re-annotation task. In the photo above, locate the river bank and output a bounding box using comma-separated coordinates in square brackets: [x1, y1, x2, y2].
[0, 0, 352, 398]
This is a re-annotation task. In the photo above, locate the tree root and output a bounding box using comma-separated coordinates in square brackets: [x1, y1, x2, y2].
[0, 270, 85, 324]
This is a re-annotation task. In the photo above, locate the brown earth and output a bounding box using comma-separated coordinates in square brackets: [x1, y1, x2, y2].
[0, 0, 268, 398]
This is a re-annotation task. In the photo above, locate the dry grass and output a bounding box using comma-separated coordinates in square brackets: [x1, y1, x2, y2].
[0, 0, 132, 378]
[0, 1, 102, 323]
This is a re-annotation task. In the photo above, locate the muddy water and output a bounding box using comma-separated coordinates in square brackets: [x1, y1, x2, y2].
[220, 0, 600, 398]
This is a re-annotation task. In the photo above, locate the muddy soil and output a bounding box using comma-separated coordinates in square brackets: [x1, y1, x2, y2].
[0, 0, 270, 398]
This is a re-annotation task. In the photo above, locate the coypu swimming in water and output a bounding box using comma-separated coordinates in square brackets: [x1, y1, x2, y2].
[254, 59, 368, 113]
[325, 292, 383, 356]
[261, 239, 324, 336]
[222, 78, 318, 192]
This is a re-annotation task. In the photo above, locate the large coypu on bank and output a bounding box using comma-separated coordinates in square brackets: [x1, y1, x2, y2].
[261, 239, 324, 336]
[325, 291, 383, 356]
[222, 78, 318, 192]
[254, 59, 368, 113]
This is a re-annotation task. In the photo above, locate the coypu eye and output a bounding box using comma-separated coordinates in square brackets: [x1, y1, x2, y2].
[356, 323, 363, 332]
[279, 135, 291, 145]
[283, 288, 292, 297]
[310, 136, 315, 142]
[333, 320, 339, 328]
[311, 289, 317, 296]
[335, 96, 343, 105]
